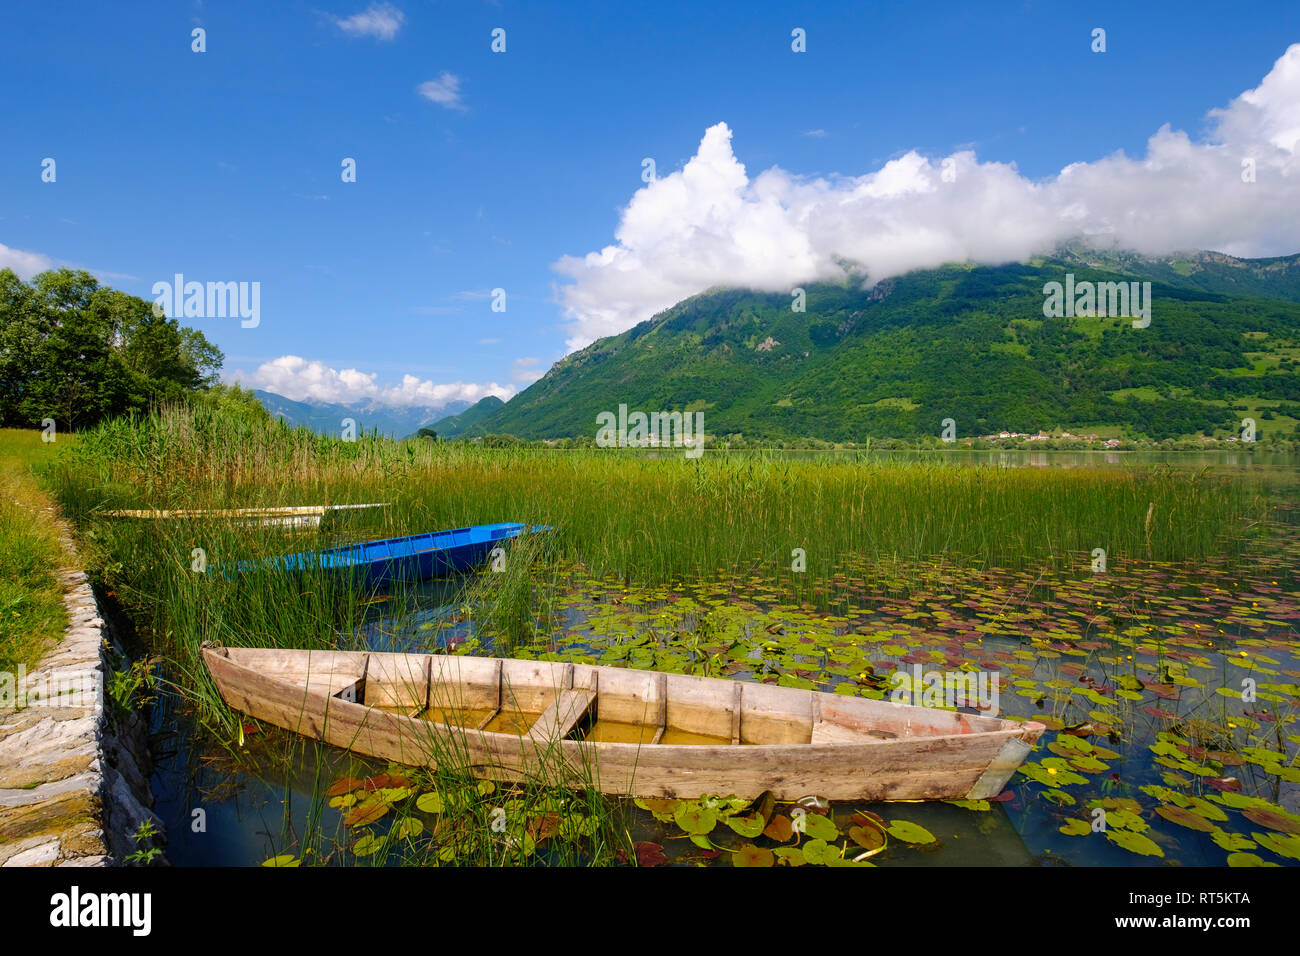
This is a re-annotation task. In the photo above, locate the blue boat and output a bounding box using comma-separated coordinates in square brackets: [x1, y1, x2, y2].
[244, 522, 549, 587]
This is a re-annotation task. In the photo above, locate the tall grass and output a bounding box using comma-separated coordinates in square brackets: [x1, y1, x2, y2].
[38, 404, 1270, 717]
[55, 405, 1267, 574]
[0, 429, 70, 673]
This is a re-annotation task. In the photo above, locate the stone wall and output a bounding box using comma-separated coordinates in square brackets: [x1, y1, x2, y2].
[0, 564, 164, 866]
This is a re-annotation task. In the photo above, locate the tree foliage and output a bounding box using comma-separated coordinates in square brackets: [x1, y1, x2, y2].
[0, 268, 224, 430]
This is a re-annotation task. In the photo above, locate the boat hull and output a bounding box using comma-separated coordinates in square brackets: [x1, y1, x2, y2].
[202, 645, 1044, 802]
[246, 522, 544, 586]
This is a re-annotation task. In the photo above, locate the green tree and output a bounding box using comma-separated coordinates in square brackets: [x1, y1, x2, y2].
[0, 268, 225, 429]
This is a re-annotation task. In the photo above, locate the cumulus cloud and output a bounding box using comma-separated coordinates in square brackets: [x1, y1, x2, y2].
[0, 243, 55, 279]
[554, 44, 1300, 351]
[417, 72, 466, 111]
[230, 355, 514, 408]
[510, 357, 544, 385]
[0, 243, 135, 283]
[332, 3, 404, 41]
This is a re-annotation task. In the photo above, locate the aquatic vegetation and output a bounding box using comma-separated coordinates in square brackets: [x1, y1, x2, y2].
[31, 405, 1300, 867]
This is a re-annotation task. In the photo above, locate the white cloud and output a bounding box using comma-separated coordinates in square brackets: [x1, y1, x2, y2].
[510, 357, 544, 385]
[417, 72, 466, 111]
[554, 44, 1300, 351]
[0, 243, 54, 279]
[332, 3, 404, 41]
[0, 243, 135, 283]
[229, 355, 514, 408]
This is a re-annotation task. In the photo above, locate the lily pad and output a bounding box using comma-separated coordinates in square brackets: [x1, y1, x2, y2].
[352, 833, 386, 857]
[673, 803, 718, 836]
[1105, 829, 1164, 857]
[1211, 830, 1256, 852]
[725, 790, 775, 838]
[801, 838, 835, 865]
[1155, 805, 1217, 832]
[1104, 809, 1148, 832]
[344, 799, 389, 827]
[415, 791, 444, 814]
[773, 846, 806, 866]
[763, 814, 795, 842]
[800, 812, 839, 841]
[391, 817, 424, 840]
[627, 842, 666, 867]
[732, 844, 776, 867]
[1252, 832, 1300, 861]
[886, 820, 936, 844]
[848, 825, 886, 853]
[326, 776, 364, 798]
[1041, 789, 1077, 807]
[1188, 797, 1228, 822]
[1240, 808, 1300, 835]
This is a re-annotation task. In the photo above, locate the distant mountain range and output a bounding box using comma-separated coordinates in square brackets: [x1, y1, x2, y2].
[423, 396, 505, 438]
[253, 390, 471, 438]
[451, 249, 1300, 443]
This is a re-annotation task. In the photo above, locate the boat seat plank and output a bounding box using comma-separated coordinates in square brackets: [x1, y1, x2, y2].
[469, 658, 502, 729]
[810, 720, 895, 744]
[526, 688, 597, 742]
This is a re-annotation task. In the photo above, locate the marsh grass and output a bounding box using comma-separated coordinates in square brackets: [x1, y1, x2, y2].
[41, 406, 1272, 720]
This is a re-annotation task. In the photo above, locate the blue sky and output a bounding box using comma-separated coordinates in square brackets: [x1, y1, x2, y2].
[3, 1, 1299, 409]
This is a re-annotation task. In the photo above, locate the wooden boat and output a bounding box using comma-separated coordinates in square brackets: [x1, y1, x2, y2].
[242, 522, 549, 586]
[104, 502, 391, 529]
[201, 645, 1045, 801]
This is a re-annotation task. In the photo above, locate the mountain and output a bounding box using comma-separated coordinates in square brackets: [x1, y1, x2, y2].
[419, 396, 505, 438]
[253, 390, 470, 438]
[1053, 245, 1300, 302]
[461, 250, 1300, 443]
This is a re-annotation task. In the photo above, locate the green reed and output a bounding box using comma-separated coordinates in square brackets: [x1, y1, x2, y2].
[39, 403, 1271, 726]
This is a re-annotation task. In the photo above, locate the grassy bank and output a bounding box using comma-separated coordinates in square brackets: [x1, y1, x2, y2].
[0, 429, 70, 675]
